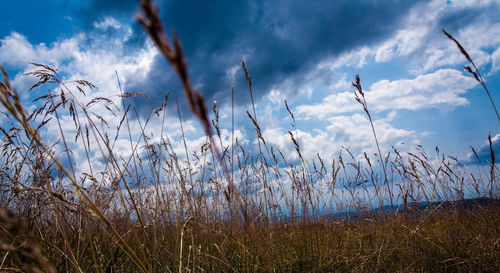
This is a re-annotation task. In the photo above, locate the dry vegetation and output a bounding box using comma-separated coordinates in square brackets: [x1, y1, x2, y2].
[0, 0, 499, 272]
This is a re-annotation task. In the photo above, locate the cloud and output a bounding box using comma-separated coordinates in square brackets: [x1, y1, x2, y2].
[93, 17, 122, 30]
[317, 0, 500, 74]
[295, 92, 357, 119]
[368, 69, 477, 111]
[13, 0, 498, 117]
[416, 20, 500, 73]
[467, 133, 500, 164]
[325, 113, 414, 154]
[0, 20, 158, 101]
[93, 0, 427, 113]
[0, 32, 36, 68]
[262, 112, 414, 163]
[296, 69, 477, 119]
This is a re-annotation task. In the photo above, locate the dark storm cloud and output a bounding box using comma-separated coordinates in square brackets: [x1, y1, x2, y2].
[73, 0, 428, 113]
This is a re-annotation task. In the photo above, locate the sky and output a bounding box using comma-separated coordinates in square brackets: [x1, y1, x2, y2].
[1, 0, 500, 178]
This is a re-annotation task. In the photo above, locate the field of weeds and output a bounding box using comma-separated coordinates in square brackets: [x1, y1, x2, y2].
[0, 1, 499, 272]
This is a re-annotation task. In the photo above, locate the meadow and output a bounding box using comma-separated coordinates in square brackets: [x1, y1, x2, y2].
[0, 0, 499, 272]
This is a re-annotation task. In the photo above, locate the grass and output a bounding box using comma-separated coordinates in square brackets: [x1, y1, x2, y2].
[0, 0, 499, 272]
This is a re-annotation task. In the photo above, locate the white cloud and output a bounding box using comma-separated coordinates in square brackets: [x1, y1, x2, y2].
[267, 89, 285, 104]
[417, 22, 500, 73]
[296, 68, 477, 120]
[295, 91, 357, 119]
[0, 32, 36, 68]
[1, 26, 156, 101]
[368, 69, 477, 111]
[392, 0, 500, 73]
[325, 113, 413, 154]
[0, 32, 89, 69]
[262, 112, 413, 162]
[323, 46, 373, 70]
[93, 17, 122, 30]
[375, 25, 429, 63]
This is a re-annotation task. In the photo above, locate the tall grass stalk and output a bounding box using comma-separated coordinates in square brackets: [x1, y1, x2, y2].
[353, 75, 393, 208]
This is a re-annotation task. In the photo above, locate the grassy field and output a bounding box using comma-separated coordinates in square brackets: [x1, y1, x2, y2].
[0, 0, 499, 272]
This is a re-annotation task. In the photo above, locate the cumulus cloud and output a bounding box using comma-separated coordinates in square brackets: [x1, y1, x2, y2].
[262, 112, 414, 163]
[0, 32, 37, 68]
[0, 22, 157, 99]
[93, 17, 122, 30]
[368, 69, 477, 111]
[296, 69, 477, 119]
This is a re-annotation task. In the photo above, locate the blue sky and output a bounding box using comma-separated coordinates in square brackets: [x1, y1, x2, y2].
[1, 0, 500, 174]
